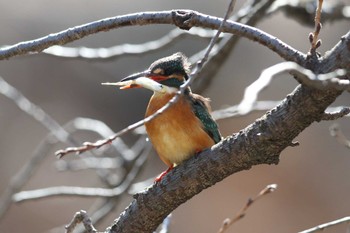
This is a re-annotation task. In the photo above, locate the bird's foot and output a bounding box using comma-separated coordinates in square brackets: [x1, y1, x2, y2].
[155, 165, 174, 182]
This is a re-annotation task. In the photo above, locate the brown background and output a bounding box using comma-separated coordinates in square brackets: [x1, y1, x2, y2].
[0, 0, 349, 232]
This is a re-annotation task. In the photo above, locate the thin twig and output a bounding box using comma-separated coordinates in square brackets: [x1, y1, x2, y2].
[299, 216, 350, 233]
[309, 0, 323, 54]
[14, 143, 151, 202]
[195, 0, 236, 71]
[293, 68, 349, 91]
[217, 184, 277, 233]
[56, 1, 236, 158]
[61, 117, 147, 161]
[191, 0, 276, 93]
[269, 0, 349, 26]
[65, 210, 97, 233]
[0, 76, 69, 142]
[212, 100, 281, 120]
[0, 137, 55, 219]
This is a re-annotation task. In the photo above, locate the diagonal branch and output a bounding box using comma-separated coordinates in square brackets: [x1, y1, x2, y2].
[106, 31, 349, 233]
[108, 84, 343, 233]
[299, 216, 350, 233]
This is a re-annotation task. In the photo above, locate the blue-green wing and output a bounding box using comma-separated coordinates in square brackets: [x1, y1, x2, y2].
[190, 94, 222, 143]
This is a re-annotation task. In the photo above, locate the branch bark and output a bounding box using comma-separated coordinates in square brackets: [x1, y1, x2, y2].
[106, 33, 350, 233]
[108, 86, 342, 232]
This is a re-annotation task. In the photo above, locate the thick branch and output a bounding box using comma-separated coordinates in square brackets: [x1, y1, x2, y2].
[106, 30, 349, 233]
[108, 85, 341, 233]
[0, 10, 306, 64]
[320, 30, 350, 72]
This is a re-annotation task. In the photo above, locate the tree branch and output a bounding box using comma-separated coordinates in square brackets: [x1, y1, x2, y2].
[217, 184, 277, 233]
[299, 216, 350, 233]
[321, 107, 350, 121]
[107, 82, 342, 232]
[105, 28, 350, 233]
[42, 28, 218, 60]
[13, 143, 151, 202]
[269, 0, 350, 26]
[0, 10, 306, 65]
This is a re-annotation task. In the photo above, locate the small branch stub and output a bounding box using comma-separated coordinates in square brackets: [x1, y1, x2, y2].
[65, 210, 97, 233]
[171, 10, 195, 30]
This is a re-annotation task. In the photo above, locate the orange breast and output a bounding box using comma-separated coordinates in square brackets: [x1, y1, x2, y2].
[145, 93, 215, 167]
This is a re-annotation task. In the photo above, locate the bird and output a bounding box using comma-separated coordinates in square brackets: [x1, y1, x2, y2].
[103, 52, 222, 181]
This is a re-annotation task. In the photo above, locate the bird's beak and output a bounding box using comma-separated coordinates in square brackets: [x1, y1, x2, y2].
[119, 70, 153, 89]
[102, 70, 168, 92]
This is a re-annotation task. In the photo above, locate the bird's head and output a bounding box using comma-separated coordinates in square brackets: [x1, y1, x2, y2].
[102, 52, 191, 93]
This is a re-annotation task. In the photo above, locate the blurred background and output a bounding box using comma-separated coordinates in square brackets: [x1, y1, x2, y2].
[0, 0, 349, 232]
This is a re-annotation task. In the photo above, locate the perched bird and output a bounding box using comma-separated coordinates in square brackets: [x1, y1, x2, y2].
[103, 52, 222, 181]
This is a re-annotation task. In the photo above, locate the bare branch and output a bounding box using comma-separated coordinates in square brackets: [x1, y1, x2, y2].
[269, 0, 350, 26]
[299, 216, 350, 233]
[212, 100, 281, 120]
[65, 210, 97, 233]
[55, 157, 122, 171]
[55, 119, 146, 157]
[321, 107, 350, 121]
[294, 68, 349, 91]
[195, 0, 236, 70]
[0, 137, 55, 219]
[42, 28, 218, 60]
[191, 0, 276, 93]
[0, 10, 306, 65]
[14, 143, 151, 202]
[62, 117, 147, 161]
[217, 184, 277, 233]
[14, 186, 124, 201]
[229, 62, 347, 116]
[0, 76, 69, 142]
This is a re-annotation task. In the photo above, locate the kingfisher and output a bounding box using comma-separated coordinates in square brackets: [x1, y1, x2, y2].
[103, 52, 222, 181]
